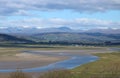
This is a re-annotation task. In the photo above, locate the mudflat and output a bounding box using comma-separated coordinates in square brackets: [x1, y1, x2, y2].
[0, 47, 111, 69]
[0, 52, 68, 69]
[0, 47, 112, 78]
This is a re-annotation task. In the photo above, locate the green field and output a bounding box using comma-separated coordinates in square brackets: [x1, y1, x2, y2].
[71, 52, 120, 78]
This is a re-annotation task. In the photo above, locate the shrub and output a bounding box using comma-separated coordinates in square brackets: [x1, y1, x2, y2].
[39, 69, 74, 78]
[8, 70, 31, 78]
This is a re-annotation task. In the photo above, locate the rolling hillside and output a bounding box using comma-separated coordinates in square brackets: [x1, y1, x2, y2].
[0, 32, 119, 45]
[29, 32, 120, 44]
[0, 34, 34, 44]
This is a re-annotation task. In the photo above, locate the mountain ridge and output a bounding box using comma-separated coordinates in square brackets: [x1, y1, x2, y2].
[0, 27, 120, 35]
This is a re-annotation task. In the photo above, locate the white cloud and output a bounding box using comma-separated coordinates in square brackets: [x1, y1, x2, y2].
[0, 0, 120, 15]
[0, 26, 8, 29]
[0, 18, 120, 29]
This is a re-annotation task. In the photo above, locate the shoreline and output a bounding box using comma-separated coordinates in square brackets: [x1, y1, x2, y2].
[0, 48, 111, 70]
[0, 47, 114, 78]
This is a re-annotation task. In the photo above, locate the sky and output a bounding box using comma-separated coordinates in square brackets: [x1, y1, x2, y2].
[0, 0, 120, 30]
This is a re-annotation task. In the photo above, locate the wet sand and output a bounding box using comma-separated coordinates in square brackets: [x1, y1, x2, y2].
[0, 49, 111, 69]
[0, 53, 68, 69]
[0, 47, 112, 78]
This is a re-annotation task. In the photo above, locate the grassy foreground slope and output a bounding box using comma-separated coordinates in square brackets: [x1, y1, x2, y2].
[72, 52, 120, 78]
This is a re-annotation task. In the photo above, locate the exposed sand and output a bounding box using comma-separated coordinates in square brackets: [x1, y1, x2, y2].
[0, 48, 111, 69]
[0, 52, 68, 69]
[0, 47, 113, 78]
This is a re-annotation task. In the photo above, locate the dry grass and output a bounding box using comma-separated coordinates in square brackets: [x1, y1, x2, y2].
[72, 52, 120, 78]
[39, 69, 74, 78]
[8, 70, 31, 78]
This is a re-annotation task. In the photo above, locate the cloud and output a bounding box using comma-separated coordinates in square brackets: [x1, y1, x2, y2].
[0, 0, 120, 15]
[0, 18, 120, 29]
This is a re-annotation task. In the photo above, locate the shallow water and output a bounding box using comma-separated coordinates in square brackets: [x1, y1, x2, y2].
[0, 51, 98, 72]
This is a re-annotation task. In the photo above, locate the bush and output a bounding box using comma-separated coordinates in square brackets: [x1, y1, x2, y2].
[8, 70, 31, 78]
[39, 69, 74, 78]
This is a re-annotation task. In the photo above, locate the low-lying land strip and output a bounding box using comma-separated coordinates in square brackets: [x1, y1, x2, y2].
[0, 46, 119, 78]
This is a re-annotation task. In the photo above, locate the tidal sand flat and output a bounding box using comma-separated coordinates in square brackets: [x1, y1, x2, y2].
[0, 47, 113, 77]
[0, 51, 68, 69]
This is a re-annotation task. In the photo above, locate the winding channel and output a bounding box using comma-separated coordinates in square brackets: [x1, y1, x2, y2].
[0, 50, 99, 73]
[0, 47, 119, 73]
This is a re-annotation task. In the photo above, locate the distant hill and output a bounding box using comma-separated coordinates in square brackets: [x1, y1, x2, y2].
[86, 28, 120, 34]
[0, 27, 119, 35]
[0, 34, 34, 43]
[29, 32, 120, 44]
[0, 32, 119, 45]
[0, 27, 73, 35]
[0, 26, 120, 45]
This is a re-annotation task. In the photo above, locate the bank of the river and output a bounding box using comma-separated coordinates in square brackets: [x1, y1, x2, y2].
[0, 51, 99, 72]
[0, 47, 118, 78]
[71, 52, 120, 78]
[0, 47, 111, 72]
